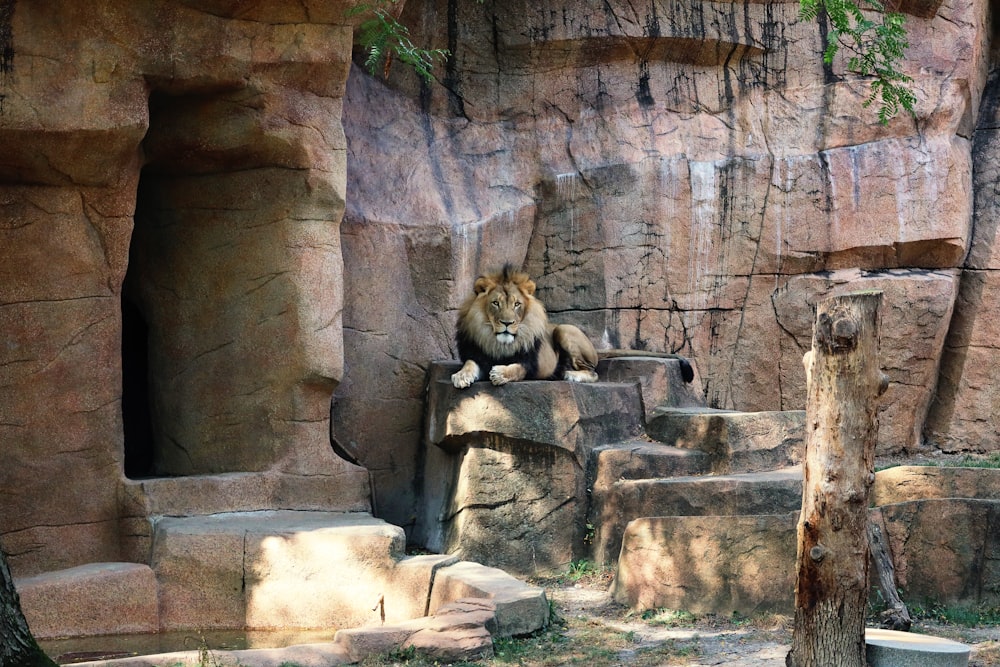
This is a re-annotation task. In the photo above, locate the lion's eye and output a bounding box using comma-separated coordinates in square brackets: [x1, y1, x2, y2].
[491, 300, 500, 308]
[514, 301, 522, 309]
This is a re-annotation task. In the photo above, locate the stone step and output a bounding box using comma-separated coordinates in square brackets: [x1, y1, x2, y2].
[594, 355, 704, 418]
[611, 512, 799, 615]
[612, 494, 1000, 619]
[424, 362, 646, 461]
[119, 472, 373, 563]
[590, 467, 803, 565]
[588, 439, 712, 491]
[873, 465, 1000, 505]
[646, 406, 804, 473]
[16, 563, 159, 640]
[149, 510, 551, 638]
[150, 510, 413, 631]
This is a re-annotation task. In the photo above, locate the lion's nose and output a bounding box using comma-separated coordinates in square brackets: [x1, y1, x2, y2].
[499, 319, 515, 327]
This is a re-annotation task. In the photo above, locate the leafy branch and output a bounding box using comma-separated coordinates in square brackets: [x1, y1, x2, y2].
[800, 0, 916, 124]
[349, 0, 449, 81]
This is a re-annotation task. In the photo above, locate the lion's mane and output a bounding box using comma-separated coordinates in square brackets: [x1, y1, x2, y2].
[455, 265, 548, 364]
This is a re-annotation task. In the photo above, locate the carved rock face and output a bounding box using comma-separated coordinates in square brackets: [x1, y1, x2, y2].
[341, 0, 989, 526]
[0, 0, 996, 576]
[0, 0, 368, 574]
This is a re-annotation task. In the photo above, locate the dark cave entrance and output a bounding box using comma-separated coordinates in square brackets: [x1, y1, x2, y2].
[121, 167, 160, 480]
[121, 90, 178, 480]
[121, 281, 155, 478]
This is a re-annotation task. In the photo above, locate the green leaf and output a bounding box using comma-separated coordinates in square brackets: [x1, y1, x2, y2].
[800, 0, 915, 124]
[353, 0, 450, 82]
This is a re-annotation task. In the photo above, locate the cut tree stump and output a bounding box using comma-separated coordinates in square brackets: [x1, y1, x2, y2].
[786, 291, 887, 667]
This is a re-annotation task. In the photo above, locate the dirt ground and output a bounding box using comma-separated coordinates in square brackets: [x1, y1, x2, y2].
[536, 571, 1000, 667]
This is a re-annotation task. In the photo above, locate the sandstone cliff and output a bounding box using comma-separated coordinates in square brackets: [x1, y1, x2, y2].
[0, 0, 997, 570]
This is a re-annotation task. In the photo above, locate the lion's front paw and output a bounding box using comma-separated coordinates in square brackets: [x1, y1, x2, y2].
[564, 369, 599, 383]
[452, 362, 480, 389]
[489, 367, 510, 386]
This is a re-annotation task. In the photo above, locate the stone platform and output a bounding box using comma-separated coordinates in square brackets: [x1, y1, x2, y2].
[420, 357, 1000, 616]
[19, 511, 549, 666]
[866, 628, 970, 667]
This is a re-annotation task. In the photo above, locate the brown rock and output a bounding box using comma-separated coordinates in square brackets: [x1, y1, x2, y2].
[428, 560, 550, 637]
[0, 0, 368, 574]
[15, 563, 159, 640]
[877, 499, 1000, 606]
[611, 513, 799, 615]
[873, 466, 1000, 506]
[423, 363, 648, 575]
[771, 269, 958, 453]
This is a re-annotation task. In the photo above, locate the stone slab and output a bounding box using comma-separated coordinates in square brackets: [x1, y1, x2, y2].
[439, 441, 585, 575]
[151, 511, 408, 631]
[594, 355, 703, 417]
[873, 466, 1000, 506]
[428, 560, 549, 637]
[589, 440, 710, 489]
[611, 513, 799, 615]
[866, 628, 970, 667]
[15, 563, 158, 640]
[334, 598, 496, 663]
[876, 498, 1000, 606]
[591, 467, 802, 565]
[424, 364, 645, 463]
[646, 407, 804, 473]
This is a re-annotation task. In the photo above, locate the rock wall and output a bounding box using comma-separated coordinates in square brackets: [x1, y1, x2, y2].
[1, 0, 998, 575]
[340, 0, 995, 531]
[0, 1, 369, 575]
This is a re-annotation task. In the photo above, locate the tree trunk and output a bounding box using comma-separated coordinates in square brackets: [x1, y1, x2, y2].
[868, 514, 911, 631]
[1, 546, 57, 667]
[786, 291, 886, 667]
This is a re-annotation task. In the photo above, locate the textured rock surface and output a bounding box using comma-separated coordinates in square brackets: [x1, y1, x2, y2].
[15, 563, 159, 640]
[873, 466, 1000, 506]
[423, 362, 645, 575]
[610, 482, 1000, 615]
[0, 1, 369, 575]
[592, 468, 803, 565]
[151, 511, 407, 631]
[611, 513, 800, 615]
[926, 57, 1000, 452]
[1, 0, 999, 595]
[339, 0, 996, 529]
[877, 499, 1000, 606]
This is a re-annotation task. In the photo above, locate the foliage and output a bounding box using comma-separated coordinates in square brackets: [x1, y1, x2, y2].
[632, 607, 699, 627]
[799, 0, 916, 124]
[348, 0, 449, 81]
[909, 602, 1000, 627]
[351, 0, 914, 123]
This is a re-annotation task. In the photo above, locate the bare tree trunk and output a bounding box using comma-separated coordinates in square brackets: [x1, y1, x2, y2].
[1, 546, 57, 667]
[786, 291, 886, 667]
[868, 514, 911, 631]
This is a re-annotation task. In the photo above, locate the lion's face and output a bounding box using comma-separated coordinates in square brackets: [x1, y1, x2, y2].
[482, 281, 528, 345]
[457, 266, 548, 358]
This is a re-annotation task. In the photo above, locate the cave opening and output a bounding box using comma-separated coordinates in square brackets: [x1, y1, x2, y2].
[121, 171, 159, 480]
[121, 88, 186, 480]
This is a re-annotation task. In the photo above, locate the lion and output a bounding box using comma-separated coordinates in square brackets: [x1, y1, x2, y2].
[451, 264, 600, 389]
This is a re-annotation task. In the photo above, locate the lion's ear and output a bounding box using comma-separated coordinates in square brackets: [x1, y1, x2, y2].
[519, 279, 536, 297]
[473, 276, 494, 294]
